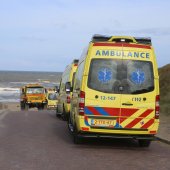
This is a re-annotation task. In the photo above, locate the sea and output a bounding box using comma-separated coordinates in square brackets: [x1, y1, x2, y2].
[0, 71, 62, 103]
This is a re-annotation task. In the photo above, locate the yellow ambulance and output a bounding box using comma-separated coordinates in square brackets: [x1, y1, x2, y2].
[46, 90, 58, 109]
[56, 59, 79, 120]
[67, 35, 160, 147]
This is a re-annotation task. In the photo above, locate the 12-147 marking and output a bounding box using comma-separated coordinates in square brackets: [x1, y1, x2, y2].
[100, 96, 116, 100]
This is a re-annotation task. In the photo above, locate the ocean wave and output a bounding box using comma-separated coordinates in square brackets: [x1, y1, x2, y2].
[0, 87, 20, 102]
[0, 87, 20, 91]
[0, 98, 20, 103]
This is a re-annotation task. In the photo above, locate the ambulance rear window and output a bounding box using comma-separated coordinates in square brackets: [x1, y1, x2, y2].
[88, 59, 154, 94]
[48, 93, 57, 100]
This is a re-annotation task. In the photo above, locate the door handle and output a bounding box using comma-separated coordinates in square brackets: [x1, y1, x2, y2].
[122, 103, 133, 106]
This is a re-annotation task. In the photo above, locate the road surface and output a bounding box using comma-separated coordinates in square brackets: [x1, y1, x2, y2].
[0, 110, 170, 170]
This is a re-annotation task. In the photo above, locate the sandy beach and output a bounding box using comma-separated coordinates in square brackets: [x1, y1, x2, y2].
[0, 102, 20, 111]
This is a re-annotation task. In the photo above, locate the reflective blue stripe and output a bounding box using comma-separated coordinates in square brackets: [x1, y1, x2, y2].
[95, 107, 109, 116]
[114, 122, 120, 128]
[85, 119, 90, 126]
[84, 107, 93, 115]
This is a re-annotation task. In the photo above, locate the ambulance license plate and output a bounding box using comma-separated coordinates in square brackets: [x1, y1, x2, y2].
[91, 119, 115, 127]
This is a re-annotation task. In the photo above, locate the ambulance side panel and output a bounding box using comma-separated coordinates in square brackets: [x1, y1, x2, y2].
[57, 66, 71, 113]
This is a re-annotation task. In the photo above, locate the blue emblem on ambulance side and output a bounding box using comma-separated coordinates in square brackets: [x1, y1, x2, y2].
[131, 69, 145, 84]
[98, 68, 112, 83]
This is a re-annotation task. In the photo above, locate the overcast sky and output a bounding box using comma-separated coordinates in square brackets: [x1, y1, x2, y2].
[0, 0, 170, 71]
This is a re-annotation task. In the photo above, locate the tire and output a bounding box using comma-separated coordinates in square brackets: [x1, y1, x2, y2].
[73, 124, 82, 144]
[138, 139, 151, 147]
[20, 102, 25, 110]
[68, 114, 74, 133]
[67, 113, 81, 144]
[61, 106, 67, 121]
[25, 103, 29, 111]
[38, 104, 43, 110]
[42, 104, 47, 110]
[56, 108, 58, 117]
[56, 106, 60, 118]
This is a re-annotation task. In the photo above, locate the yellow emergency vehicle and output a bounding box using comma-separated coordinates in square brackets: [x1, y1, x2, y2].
[46, 90, 58, 109]
[56, 59, 79, 120]
[67, 35, 160, 147]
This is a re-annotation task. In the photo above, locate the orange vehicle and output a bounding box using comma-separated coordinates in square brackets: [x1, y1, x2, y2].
[20, 84, 47, 110]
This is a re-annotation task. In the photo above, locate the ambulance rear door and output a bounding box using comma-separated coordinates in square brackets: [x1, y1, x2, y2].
[85, 58, 123, 128]
[119, 52, 156, 132]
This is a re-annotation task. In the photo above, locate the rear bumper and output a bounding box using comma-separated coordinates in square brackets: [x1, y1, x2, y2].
[76, 115, 159, 136]
[77, 132, 155, 140]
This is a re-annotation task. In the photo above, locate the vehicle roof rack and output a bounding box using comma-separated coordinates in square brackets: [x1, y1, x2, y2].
[92, 34, 152, 45]
[92, 34, 111, 42]
[72, 59, 79, 64]
[134, 37, 152, 45]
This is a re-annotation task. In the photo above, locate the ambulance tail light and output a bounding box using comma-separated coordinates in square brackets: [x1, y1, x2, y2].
[67, 95, 71, 104]
[79, 91, 85, 116]
[155, 95, 160, 119]
[73, 59, 79, 66]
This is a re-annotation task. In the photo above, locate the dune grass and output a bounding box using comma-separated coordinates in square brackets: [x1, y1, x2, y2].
[159, 64, 170, 116]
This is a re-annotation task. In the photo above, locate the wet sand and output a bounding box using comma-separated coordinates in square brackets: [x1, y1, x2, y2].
[0, 102, 20, 111]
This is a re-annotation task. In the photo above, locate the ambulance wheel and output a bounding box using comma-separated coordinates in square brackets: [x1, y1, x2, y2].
[138, 139, 151, 147]
[73, 124, 81, 144]
[56, 106, 59, 117]
[68, 114, 73, 133]
[61, 106, 67, 121]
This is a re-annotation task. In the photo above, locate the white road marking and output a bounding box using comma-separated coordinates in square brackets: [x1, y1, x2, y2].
[0, 110, 9, 128]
